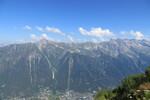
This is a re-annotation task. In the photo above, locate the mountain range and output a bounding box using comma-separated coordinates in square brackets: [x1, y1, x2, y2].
[0, 39, 150, 98]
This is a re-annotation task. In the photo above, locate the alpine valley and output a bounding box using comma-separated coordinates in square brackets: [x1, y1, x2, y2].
[0, 39, 150, 99]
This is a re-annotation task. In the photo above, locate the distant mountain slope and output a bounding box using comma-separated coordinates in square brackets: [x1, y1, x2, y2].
[0, 39, 150, 98]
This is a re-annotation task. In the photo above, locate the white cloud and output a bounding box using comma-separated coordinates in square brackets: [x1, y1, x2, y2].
[30, 34, 55, 41]
[31, 34, 39, 40]
[76, 38, 87, 42]
[68, 35, 74, 42]
[23, 25, 32, 30]
[36, 26, 44, 31]
[130, 31, 144, 39]
[16, 39, 25, 43]
[79, 27, 115, 39]
[41, 34, 54, 41]
[46, 26, 66, 36]
[120, 30, 145, 40]
[120, 31, 127, 34]
[92, 38, 98, 43]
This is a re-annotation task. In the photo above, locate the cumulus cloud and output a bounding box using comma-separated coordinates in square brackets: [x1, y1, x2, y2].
[23, 25, 32, 30]
[68, 35, 74, 42]
[16, 39, 25, 43]
[92, 38, 98, 43]
[30, 34, 55, 41]
[36, 26, 44, 31]
[130, 31, 144, 39]
[31, 34, 39, 40]
[120, 30, 145, 40]
[76, 38, 86, 42]
[120, 31, 127, 35]
[79, 27, 115, 39]
[46, 26, 66, 36]
[41, 34, 54, 40]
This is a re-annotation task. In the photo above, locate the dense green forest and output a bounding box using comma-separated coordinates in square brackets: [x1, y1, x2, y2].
[95, 66, 150, 100]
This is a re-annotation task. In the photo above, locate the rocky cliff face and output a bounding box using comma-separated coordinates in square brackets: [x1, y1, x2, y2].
[0, 39, 150, 98]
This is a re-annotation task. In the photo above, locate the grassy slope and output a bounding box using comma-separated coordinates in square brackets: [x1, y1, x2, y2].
[95, 66, 150, 100]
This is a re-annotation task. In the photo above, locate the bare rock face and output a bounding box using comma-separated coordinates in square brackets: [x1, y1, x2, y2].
[0, 39, 150, 98]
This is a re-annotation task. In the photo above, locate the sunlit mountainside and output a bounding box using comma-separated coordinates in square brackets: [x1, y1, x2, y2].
[0, 39, 150, 99]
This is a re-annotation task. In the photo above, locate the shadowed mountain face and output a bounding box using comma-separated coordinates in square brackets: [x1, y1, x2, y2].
[0, 39, 150, 97]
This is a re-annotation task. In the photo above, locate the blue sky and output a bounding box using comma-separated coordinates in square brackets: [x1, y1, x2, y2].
[0, 0, 150, 43]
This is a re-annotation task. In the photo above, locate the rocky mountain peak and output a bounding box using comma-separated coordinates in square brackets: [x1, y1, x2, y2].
[1, 38, 150, 98]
